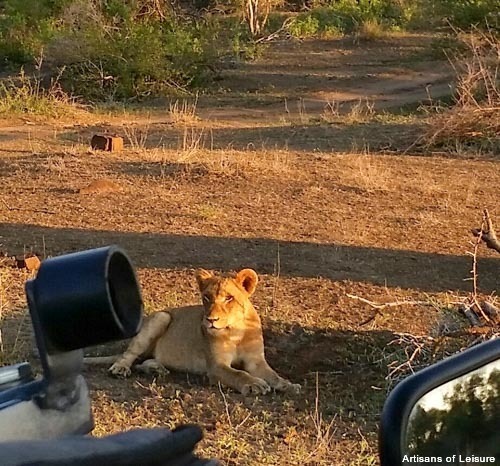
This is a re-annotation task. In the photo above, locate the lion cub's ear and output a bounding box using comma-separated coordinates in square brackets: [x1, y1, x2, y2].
[195, 269, 214, 290]
[235, 269, 258, 296]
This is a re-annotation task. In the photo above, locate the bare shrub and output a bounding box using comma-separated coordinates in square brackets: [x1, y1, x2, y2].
[168, 95, 199, 126]
[355, 18, 389, 42]
[0, 70, 79, 118]
[426, 28, 499, 153]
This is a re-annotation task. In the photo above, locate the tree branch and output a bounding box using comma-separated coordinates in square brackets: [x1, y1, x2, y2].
[471, 209, 500, 253]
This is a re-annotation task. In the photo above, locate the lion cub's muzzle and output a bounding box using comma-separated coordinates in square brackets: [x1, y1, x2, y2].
[203, 315, 227, 331]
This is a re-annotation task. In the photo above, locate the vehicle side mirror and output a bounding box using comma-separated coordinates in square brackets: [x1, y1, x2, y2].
[379, 338, 499, 465]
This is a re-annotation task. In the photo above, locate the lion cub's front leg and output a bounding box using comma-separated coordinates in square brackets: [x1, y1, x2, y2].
[208, 350, 271, 396]
[110, 311, 171, 377]
[244, 355, 301, 394]
[209, 365, 271, 396]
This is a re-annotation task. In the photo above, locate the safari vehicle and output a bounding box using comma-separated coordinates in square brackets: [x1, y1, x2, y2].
[379, 337, 499, 466]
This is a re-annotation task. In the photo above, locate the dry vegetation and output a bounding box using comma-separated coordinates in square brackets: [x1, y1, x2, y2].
[0, 33, 499, 465]
[0, 71, 83, 120]
[425, 28, 500, 153]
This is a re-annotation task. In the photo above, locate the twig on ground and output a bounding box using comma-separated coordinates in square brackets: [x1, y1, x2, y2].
[346, 294, 435, 326]
[384, 333, 435, 390]
[272, 243, 280, 309]
[217, 382, 233, 430]
[234, 411, 252, 431]
[255, 17, 296, 44]
[346, 294, 433, 310]
[303, 372, 336, 462]
[1, 198, 56, 215]
[387, 349, 423, 380]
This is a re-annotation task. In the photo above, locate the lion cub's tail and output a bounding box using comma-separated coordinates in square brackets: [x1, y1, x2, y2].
[83, 355, 120, 365]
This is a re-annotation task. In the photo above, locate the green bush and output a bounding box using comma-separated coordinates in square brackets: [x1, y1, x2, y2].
[287, 0, 498, 39]
[428, 0, 499, 30]
[0, 0, 232, 100]
[0, 0, 70, 65]
[1, 0, 497, 102]
[288, 0, 408, 39]
[404, 0, 498, 31]
[57, 18, 220, 100]
[289, 15, 322, 38]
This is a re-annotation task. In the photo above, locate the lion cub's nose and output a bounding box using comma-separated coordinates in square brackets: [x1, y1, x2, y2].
[206, 316, 219, 324]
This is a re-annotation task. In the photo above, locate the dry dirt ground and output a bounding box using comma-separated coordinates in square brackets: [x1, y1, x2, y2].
[0, 35, 499, 465]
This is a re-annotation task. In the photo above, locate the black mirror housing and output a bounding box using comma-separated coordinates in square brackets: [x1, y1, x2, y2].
[379, 338, 500, 466]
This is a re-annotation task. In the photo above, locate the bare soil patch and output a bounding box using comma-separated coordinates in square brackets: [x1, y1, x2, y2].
[205, 34, 453, 120]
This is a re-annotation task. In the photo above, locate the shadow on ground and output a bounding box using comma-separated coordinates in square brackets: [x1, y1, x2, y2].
[1, 223, 498, 293]
[59, 120, 425, 154]
[81, 321, 399, 424]
[0, 304, 395, 418]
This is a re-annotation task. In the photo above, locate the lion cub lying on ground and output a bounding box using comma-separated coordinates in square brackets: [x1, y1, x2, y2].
[87, 268, 300, 396]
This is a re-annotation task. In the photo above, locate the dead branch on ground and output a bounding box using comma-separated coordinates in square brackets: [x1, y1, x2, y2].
[384, 333, 436, 390]
[346, 294, 436, 326]
[1, 198, 56, 215]
[255, 17, 296, 43]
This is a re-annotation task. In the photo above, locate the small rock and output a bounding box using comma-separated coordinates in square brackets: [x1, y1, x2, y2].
[91, 134, 124, 152]
[15, 254, 41, 271]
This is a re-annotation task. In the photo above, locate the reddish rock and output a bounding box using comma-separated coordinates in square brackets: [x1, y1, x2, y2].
[91, 135, 124, 152]
[16, 254, 41, 271]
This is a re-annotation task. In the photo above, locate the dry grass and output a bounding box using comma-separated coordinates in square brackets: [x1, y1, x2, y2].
[0, 264, 32, 366]
[426, 28, 500, 153]
[124, 123, 151, 150]
[355, 19, 388, 42]
[304, 374, 336, 463]
[43, 155, 68, 177]
[338, 151, 396, 193]
[320, 98, 375, 124]
[168, 95, 200, 126]
[0, 70, 81, 119]
[347, 99, 376, 123]
[177, 126, 206, 160]
[355, 157, 393, 193]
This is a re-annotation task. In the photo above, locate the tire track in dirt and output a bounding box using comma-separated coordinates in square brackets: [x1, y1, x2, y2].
[203, 34, 454, 123]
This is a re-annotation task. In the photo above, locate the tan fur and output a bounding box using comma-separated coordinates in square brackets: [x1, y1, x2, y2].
[79, 179, 121, 194]
[88, 269, 300, 396]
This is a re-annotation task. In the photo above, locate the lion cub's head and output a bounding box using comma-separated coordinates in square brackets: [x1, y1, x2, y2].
[195, 268, 258, 333]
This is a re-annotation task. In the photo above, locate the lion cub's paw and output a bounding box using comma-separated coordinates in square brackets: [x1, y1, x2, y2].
[136, 359, 170, 376]
[286, 383, 302, 395]
[241, 378, 271, 396]
[109, 362, 132, 377]
[274, 379, 301, 394]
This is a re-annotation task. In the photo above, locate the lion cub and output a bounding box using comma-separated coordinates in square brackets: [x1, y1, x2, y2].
[91, 268, 300, 396]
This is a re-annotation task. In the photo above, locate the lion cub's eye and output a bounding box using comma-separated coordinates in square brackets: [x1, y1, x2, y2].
[225, 295, 233, 303]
